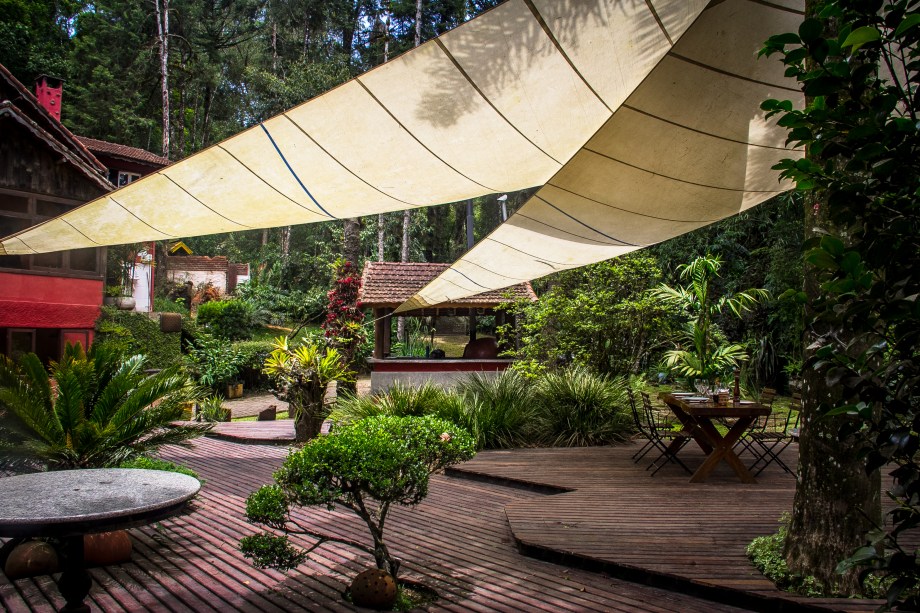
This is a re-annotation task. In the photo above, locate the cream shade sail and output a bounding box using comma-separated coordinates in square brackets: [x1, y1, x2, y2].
[0, 0, 710, 255]
[0, 0, 805, 316]
[397, 0, 804, 313]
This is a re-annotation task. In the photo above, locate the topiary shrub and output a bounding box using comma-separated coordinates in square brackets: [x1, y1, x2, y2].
[240, 415, 475, 580]
[532, 367, 634, 447]
[196, 299, 254, 340]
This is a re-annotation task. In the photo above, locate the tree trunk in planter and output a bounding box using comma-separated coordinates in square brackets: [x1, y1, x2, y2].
[291, 384, 327, 443]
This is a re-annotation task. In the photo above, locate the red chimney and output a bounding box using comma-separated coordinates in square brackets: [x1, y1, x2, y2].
[35, 75, 64, 121]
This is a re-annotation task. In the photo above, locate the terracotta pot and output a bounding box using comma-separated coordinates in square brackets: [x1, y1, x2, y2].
[349, 568, 397, 610]
[3, 540, 59, 579]
[84, 530, 132, 566]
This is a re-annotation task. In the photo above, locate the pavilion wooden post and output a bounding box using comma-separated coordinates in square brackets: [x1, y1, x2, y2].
[383, 309, 393, 356]
[469, 308, 477, 343]
[374, 308, 386, 359]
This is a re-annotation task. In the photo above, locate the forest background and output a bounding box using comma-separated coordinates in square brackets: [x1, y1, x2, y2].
[0, 0, 805, 390]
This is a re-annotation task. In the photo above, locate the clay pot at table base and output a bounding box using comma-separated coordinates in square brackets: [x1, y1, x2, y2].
[84, 530, 133, 566]
[349, 568, 397, 610]
[4, 540, 60, 579]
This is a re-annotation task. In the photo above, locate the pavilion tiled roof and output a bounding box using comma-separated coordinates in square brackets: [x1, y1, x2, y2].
[76, 136, 169, 167]
[358, 261, 536, 310]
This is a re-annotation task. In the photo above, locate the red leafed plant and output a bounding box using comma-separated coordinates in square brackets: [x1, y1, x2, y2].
[321, 260, 366, 392]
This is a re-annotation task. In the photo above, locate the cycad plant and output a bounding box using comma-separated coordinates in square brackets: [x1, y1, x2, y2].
[650, 255, 768, 383]
[0, 343, 209, 470]
[263, 337, 354, 442]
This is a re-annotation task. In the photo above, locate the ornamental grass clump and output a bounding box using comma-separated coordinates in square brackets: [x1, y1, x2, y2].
[240, 415, 475, 581]
[329, 381, 463, 422]
[455, 371, 536, 449]
[532, 367, 634, 447]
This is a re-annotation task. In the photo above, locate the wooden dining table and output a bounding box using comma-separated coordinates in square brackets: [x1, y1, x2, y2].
[658, 392, 772, 483]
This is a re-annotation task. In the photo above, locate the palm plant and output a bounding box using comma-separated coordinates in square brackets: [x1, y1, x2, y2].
[0, 343, 210, 470]
[650, 255, 768, 383]
[263, 337, 354, 442]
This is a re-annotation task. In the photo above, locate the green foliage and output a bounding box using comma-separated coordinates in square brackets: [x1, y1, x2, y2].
[239, 533, 307, 571]
[532, 367, 634, 447]
[94, 307, 184, 370]
[455, 371, 536, 449]
[196, 299, 254, 341]
[153, 296, 190, 315]
[761, 1, 920, 606]
[241, 415, 476, 579]
[236, 283, 326, 326]
[185, 335, 247, 392]
[504, 254, 677, 376]
[651, 255, 768, 383]
[118, 456, 200, 481]
[263, 337, 353, 442]
[195, 395, 230, 423]
[0, 343, 210, 470]
[747, 516, 825, 598]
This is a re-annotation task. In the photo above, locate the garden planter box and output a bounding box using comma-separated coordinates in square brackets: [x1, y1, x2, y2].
[226, 383, 243, 399]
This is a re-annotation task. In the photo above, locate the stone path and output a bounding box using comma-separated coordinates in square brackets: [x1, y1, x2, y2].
[223, 376, 371, 419]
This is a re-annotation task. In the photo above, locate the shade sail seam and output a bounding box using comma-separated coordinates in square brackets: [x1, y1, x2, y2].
[433, 38, 563, 166]
[109, 196, 179, 238]
[158, 174, 255, 229]
[259, 123, 336, 219]
[521, 0, 613, 114]
[354, 78, 498, 193]
[456, 259, 532, 283]
[445, 267, 491, 291]
[61, 219, 101, 246]
[484, 237, 574, 268]
[280, 115, 419, 208]
[748, 0, 805, 15]
[534, 196, 636, 246]
[669, 52, 801, 93]
[643, 0, 673, 45]
[543, 183, 724, 223]
[216, 143, 331, 218]
[621, 104, 798, 152]
[516, 211, 622, 246]
[580, 147, 789, 194]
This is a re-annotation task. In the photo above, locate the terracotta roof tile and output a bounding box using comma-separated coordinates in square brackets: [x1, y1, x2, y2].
[76, 136, 169, 167]
[358, 262, 536, 308]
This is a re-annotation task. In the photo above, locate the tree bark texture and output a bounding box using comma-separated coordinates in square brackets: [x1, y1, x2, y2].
[784, 194, 881, 594]
[343, 217, 362, 267]
[155, 0, 170, 159]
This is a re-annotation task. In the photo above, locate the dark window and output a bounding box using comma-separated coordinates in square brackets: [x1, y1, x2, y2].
[69, 247, 99, 272]
[36, 200, 71, 217]
[0, 215, 30, 269]
[0, 194, 29, 214]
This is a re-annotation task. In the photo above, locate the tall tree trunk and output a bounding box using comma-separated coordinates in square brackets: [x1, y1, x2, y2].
[784, 191, 881, 594]
[377, 214, 385, 261]
[280, 226, 291, 264]
[783, 8, 882, 588]
[154, 0, 170, 159]
[343, 218, 362, 267]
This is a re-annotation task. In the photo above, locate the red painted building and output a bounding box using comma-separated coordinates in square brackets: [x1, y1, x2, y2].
[0, 65, 166, 361]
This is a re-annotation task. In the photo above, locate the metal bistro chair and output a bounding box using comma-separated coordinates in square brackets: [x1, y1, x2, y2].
[747, 392, 801, 477]
[735, 387, 777, 458]
[641, 391, 692, 476]
[627, 388, 656, 463]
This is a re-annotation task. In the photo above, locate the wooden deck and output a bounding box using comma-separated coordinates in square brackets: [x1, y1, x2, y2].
[449, 444, 883, 613]
[174, 420, 297, 444]
[2, 437, 765, 613]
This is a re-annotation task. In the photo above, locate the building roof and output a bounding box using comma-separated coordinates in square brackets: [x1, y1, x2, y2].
[358, 262, 536, 310]
[0, 63, 107, 176]
[77, 136, 169, 167]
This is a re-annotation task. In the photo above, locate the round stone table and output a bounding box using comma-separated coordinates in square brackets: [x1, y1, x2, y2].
[0, 468, 200, 612]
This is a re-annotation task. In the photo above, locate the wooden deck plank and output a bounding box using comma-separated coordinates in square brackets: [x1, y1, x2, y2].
[1, 436, 819, 613]
[450, 444, 884, 613]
